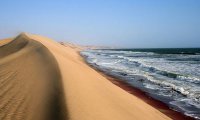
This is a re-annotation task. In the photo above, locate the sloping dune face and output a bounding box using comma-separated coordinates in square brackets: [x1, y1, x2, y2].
[0, 34, 66, 120]
[0, 33, 171, 120]
[27, 34, 171, 120]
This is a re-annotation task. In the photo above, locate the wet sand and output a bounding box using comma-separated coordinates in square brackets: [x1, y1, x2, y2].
[83, 60, 195, 120]
[0, 33, 176, 120]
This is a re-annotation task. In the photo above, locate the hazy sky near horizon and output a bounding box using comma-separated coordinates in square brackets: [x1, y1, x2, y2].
[0, 0, 200, 48]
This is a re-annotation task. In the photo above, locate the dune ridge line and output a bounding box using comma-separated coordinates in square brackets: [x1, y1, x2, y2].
[0, 33, 67, 120]
[26, 33, 173, 120]
[0, 33, 172, 120]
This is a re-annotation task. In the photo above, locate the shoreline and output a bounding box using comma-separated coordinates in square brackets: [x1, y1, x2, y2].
[27, 34, 175, 120]
[1, 33, 194, 120]
[80, 53, 195, 120]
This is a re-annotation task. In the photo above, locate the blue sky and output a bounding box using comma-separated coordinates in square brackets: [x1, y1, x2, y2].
[0, 0, 200, 48]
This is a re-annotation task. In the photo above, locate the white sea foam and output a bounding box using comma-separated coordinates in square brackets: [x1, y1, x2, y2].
[81, 49, 200, 119]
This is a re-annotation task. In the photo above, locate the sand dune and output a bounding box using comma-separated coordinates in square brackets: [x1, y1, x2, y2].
[0, 34, 66, 120]
[0, 33, 171, 120]
[0, 38, 12, 46]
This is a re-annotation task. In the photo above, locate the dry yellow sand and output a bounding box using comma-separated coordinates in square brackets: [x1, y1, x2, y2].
[28, 33, 171, 120]
[0, 33, 171, 120]
[0, 38, 12, 46]
[0, 34, 65, 120]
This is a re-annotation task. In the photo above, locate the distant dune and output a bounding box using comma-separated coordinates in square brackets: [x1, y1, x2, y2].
[0, 33, 171, 120]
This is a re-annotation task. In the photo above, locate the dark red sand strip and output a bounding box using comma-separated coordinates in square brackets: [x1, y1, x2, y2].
[85, 63, 195, 120]
[103, 75, 194, 120]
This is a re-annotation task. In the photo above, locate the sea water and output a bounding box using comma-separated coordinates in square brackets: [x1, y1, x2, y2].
[81, 48, 200, 119]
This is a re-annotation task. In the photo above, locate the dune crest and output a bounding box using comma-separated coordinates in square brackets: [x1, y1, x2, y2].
[0, 33, 171, 120]
[0, 34, 28, 58]
[26, 33, 171, 120]
[0, 34, 66, 120]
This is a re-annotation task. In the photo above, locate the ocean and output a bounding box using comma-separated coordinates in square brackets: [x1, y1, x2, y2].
[81, 48, 200, 119]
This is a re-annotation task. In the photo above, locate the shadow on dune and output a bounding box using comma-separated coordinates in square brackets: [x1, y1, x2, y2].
[0, 34, 68, 120]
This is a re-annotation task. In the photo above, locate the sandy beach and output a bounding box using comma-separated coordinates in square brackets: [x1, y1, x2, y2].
[87, 63, 194, 120]
[0, 33, 187, 120]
